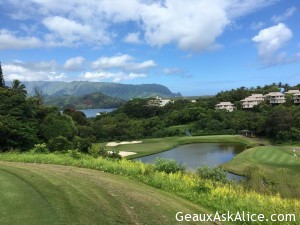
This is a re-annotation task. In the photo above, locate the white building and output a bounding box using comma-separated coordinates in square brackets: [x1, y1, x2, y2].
[241, 94, 265, 109]
[266, 92, 286, 104]
[215, 102, 236, 112]
[293, 92, 300, 104]
[149, 96, 173, 107]
[285, 90, 300, 95]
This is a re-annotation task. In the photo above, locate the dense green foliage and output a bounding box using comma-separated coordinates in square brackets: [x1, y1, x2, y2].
[1, 80, 299, 153]
[45, 92, 125, 109]
[91, 82, 300, 143]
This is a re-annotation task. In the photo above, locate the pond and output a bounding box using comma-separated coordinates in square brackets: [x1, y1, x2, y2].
[134, 143, 246, 181]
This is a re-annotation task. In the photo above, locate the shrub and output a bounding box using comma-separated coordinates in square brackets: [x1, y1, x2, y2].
[68, 149, 82, 159]
[196, 165, 228, 182]
[72, 136, 92, 153]
[48, 136, 72, 152]
[31, 143, 49, 154]
[153, 158, 186, 174]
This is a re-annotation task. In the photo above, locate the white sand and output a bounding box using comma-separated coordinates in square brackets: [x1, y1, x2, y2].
[106, 141, 142, 147]
[119, 151, 137, 157]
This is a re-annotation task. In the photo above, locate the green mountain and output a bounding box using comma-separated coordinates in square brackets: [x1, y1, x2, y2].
[23, 81, 181, 100]
[45, 92, 126, 110]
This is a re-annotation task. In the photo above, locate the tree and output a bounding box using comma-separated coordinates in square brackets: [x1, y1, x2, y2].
[11, 79, 27, 97]
[0, 62, 5, 88]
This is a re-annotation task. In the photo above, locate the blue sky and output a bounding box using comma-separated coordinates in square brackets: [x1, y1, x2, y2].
[0, 0, 299, 96]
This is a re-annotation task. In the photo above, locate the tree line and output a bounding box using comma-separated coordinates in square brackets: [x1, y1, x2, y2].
[1, 62, 299, 152]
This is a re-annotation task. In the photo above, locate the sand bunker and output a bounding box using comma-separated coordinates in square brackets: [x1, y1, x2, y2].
[119, 151, 137, 157]
[106, 141, 142, 147]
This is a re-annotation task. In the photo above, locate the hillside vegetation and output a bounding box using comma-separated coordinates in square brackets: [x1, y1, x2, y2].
[45, 92, 125, 109]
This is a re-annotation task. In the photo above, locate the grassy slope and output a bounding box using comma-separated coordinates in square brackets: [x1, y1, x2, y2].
[222, 146, 300, 197]
[0, 162, 217, 225]
[95, 135, 259, 159]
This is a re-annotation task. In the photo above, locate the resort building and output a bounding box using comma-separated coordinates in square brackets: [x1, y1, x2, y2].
[293, 92, 300, 104]
[266, 92, 286, 104]
[149, 96, 173, 107]
[241, 94, 265, 109]
[285, 90, 300, 95]
[215, 102, 236, 112]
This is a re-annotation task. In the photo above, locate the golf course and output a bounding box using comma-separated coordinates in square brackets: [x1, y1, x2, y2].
[0, 162, 217, 225]
[1, 135, 299, 225]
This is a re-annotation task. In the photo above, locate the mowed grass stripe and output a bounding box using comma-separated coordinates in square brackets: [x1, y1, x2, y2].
[0, 162, 218, 225]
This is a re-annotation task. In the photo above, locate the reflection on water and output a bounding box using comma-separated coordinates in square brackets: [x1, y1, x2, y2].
[134, 143, 246, 181]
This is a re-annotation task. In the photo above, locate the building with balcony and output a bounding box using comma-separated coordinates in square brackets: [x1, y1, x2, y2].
[266, 92, 286, 104]
[241, 94, 265, 109]
[293, 92, 300, 104]
[215, 102, 236, 112]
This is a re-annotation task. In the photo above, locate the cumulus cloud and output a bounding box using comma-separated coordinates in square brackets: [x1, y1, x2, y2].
[64, 57, 85, 71]
[3, 0, 279, 52]
[2, 61, 66, 81]
[124, 32, 142, 44]
[82, 71, 146, 82]
[92, 54, 156, 71]
[271, 7, 297, 23]
[252, 23, 293, 65]
[140, 0, 230, 52]
[43, 16, 110, 46]
[0, 29, 42, 50]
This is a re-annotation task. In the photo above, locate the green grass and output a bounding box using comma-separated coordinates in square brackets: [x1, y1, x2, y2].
[1, 152, 299, 225]
[0, 162, 215, 225]
[95, 135, 260, 159]
[222, 146, 300, 198]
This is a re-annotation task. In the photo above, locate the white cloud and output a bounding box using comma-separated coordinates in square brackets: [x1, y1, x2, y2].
[92, 54, 156, 71]
[252, 23, 293, 65]
[82, 71, 146, 82]
[124, 32, 142, 44]
[271, 7, 297, 23]
[43, 16, 110, 46]
[0, 29, 42, 50]
[3, 0, 279, 52]
[2, 61, 66, 81]
[64, 57, 85, 71]
[140, 0, 230, 52]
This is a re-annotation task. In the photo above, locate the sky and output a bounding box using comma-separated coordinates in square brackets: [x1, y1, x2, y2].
[0, 0, 299, 96]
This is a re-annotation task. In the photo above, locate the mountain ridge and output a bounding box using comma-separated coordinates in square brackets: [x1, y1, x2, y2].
[23, 81, 181, 100]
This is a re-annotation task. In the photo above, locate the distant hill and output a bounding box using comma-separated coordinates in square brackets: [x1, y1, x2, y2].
[23, 81, 181, 100]
[45, 92, 126, 110]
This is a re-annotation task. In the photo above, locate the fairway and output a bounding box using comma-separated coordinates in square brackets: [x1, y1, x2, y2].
[222, 146, 300, 198]
[0, 162, 217, 225]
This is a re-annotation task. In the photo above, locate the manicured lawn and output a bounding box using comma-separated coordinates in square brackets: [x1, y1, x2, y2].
[95, 135, 260, 159]
[222, 146, 300, 198]
[0, 162, 215, 225]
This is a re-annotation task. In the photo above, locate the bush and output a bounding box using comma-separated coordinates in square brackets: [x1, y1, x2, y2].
[31, 143, 49, 154]
[48, 136, 72, 152]
[72, 136, 92, 153]
[68, 149, 82, 159]
[196, 165, 228, 182]
[153, 158, 186, 174]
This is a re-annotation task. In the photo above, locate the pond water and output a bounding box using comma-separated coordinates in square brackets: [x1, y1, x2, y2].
[79, 108, 116, 118]
[134, 143, 246, 181]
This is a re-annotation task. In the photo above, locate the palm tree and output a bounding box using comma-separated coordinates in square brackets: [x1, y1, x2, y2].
[11, 79, 27, 97]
